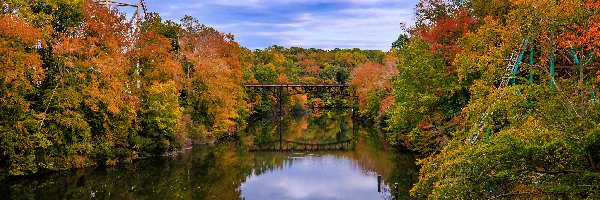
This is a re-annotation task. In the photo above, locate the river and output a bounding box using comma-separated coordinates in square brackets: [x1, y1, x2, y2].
[0, 110, 417, 199]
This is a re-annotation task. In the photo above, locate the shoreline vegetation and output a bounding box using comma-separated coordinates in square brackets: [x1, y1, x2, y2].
[2, 0, 600, 198]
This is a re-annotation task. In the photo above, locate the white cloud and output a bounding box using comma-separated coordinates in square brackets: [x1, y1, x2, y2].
[207, 0, 262, 7]
[250, 7, 414, 50]
[138, 0, 418, 50]
[241, 155, 383, 199]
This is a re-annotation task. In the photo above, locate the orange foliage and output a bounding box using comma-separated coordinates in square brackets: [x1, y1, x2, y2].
[0, 14, 45, 114]
[132, 30, 183, 89]
[350, 61, 397, 100]
[180, 18, 246, 133]
[53, 2, 131, 114]
[277, 73, 290, 83]
[298, 58, 321, 75]
[379, 95, 395, 114]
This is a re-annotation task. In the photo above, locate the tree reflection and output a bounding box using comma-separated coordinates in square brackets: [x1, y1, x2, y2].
[1, 113, 417, 200]
[244, 110, 354, 145]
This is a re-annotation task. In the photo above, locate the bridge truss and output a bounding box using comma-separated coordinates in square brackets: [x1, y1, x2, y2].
[93, 0, 145, 26]
[245, 84, 352, 98]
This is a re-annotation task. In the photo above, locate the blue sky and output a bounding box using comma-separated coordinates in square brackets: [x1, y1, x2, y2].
[129, 0, 418, 50]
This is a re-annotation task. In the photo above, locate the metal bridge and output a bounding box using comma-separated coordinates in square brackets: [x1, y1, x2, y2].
[244, 83, 351, 97]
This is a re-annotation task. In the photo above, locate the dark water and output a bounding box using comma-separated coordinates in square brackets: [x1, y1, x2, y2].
[0, 111, 417, 199]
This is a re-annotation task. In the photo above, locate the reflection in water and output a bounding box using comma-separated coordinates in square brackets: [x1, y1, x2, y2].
[0, 145, 252, 200]
[243, 110, 354, 145]
[242, 153, 386, 199]
[0, 111, 417, 200]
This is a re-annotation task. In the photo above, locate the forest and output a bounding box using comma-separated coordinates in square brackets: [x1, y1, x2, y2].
[1, 0, 599, 199]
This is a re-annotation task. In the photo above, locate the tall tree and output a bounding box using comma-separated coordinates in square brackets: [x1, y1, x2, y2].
[179, 16, 247, 135]
[0, 14, 46, 175]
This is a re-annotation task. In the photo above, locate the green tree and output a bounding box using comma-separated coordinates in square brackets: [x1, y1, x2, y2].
[138, 81, 182, 155]
[320, 64, 349, 84]
[387, 38, 467, 154]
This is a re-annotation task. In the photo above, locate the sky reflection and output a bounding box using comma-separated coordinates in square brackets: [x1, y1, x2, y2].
[241, 153, 388, 200]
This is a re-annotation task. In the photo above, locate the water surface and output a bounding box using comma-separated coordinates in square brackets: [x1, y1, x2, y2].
[243, 152, 385, 199]
[1, 111, 417, 199]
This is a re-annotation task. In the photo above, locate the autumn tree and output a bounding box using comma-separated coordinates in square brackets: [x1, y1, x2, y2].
[350, 54, 398, 122]
[414, 1, 475, 62]
[179, 16, 248, 136]
[0, 0, 259, 176]
[126, 13, 188, 153]
[46, 1, 138, 166]
[0, 14, 46, 175]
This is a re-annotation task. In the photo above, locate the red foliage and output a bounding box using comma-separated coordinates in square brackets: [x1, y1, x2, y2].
[416, 8, 476, 62]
